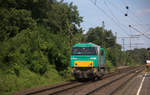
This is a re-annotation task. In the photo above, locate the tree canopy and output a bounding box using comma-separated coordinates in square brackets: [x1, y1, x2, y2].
[0, 0, 83, 75]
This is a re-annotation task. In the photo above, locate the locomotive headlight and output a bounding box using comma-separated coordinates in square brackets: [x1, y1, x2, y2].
[90, 57, 96, 59]
[75, 63, 78, 67]
[89, 63, 92, 66]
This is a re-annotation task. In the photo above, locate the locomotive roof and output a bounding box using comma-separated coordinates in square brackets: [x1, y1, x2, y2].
[73, 43, 100, 47]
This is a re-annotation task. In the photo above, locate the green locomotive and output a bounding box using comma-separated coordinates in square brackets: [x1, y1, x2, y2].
[70, 43, 106, 79]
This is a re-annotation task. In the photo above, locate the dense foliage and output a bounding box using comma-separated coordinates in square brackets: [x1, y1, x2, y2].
[126, 48, 150, 65]
[0, 0, 83, 73]
[0, 0, 83, 94]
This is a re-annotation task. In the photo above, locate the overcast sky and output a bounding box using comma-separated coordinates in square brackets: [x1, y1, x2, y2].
[64, 0, 150, 50]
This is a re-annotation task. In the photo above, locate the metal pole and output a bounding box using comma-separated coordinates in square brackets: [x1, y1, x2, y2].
[122, 38, 125, 51]
[115, 32, 117, 42]
[129, 27, 131, 50]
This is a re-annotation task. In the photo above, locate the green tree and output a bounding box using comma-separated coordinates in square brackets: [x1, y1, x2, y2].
[84, 22, 122, 66]
[0, 8, 36, 41]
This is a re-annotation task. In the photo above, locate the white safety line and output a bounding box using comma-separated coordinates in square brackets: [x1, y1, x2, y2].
[136, 72, 147, 95]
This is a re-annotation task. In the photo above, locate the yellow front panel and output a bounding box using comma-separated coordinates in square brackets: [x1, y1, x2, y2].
[74, 61, 93, 67]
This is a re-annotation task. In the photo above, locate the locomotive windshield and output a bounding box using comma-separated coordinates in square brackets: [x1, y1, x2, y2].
[71, 47, 97, 55]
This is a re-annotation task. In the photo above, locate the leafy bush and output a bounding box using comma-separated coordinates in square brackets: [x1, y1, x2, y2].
[0, 66, 66, 95]
[105, 60, 114, 72]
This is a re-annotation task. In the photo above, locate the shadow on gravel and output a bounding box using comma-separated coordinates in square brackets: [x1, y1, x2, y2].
[75, 78, 102, 82]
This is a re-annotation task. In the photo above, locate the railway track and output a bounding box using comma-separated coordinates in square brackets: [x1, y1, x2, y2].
[86, 67, 143, 95]
[48, 66, 143, 95]
[13, 66, 143, 95]
[13, 81, 78, 95]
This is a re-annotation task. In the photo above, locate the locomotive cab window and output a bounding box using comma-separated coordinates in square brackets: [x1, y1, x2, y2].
[71, 47, 97, 55]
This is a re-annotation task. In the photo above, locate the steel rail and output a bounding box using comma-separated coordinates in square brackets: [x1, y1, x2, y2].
[85, 67, 143, 95]
[46, 67, 141, 95]
[13, 66, 141, 95]
[109, 69, 143, 95]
